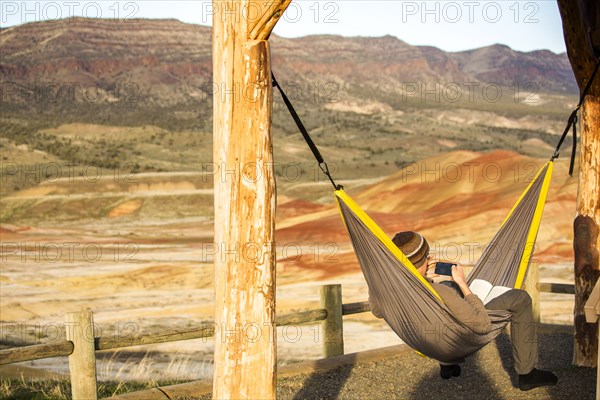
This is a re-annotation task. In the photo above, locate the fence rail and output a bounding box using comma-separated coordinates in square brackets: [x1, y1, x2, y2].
[0, 279, 576, 400]
[0, 308, 328, 366]
[537, 282, 576, 294]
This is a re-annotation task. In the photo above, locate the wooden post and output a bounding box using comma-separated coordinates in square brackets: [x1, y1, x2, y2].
[321, 284, 344, 357]
[65, 311, 97, 400]
[574, 95, 600, 367]
[525, 261, 541, 323]
[557, 0, 600, 367]
[212, 1, 290, 399]
[583, 279, 600, 399]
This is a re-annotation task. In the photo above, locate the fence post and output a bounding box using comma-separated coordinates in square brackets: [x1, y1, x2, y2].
[321, 284, 344, 357]
[525, 261, 541, 323]
[65, 311, 98, 400]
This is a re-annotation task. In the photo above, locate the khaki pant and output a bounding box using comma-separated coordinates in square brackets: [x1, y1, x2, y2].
[440, 289, 537, 375]
[484, 289, 537, 374]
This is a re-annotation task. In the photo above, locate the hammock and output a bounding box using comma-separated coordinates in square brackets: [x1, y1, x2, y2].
[271, 61, 597, 361]
[334, 162, 553, 361]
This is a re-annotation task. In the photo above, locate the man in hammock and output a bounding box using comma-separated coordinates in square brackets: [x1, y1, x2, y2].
[376, 231, 558, 391]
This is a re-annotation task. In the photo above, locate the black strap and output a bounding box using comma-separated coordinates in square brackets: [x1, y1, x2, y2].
[570, 114, 577, 175]
[272, 73, 342, 190]
[552, 60, 600, 176]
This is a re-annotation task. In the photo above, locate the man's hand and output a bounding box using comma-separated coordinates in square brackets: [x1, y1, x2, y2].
[451, 264, 473, 297]
[451, 264, 467, 285]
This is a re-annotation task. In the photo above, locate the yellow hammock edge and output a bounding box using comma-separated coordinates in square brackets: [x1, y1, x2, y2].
[513, 161, 554, 289]
[334, 189, 444, 303]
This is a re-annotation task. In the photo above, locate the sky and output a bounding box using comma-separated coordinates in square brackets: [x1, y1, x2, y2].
[0, 1, 567, 53]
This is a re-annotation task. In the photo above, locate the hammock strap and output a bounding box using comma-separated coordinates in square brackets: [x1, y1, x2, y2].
[551, 59, 600, 176]
[271, 72, 342, 190]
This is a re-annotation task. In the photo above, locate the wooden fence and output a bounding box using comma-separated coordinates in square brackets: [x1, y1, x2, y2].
[0, 271, 576, 400]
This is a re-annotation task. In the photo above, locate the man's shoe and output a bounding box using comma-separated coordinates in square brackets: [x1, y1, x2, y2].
[440, 364, 461, 379]
[451, 364, 461, 377]
[518, 368, 558, 391]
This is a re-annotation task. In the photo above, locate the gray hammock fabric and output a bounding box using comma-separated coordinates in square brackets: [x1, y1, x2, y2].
[335, 162, 552, 362]
[467, 163, 550, 288]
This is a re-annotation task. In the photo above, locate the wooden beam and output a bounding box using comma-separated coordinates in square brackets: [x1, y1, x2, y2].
[212, 1, 290, 398]
[96, 325, 216, 350]
[0, 341, 73, 365]
[277, 309, 328, 326]
[342, 301, 371, 315]
[558, 0, 600, 368]
[536, 282, 576, 295]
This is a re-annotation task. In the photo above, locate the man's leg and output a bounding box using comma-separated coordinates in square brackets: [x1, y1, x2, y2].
[438, 358, 464, 379]
[484, 289, 557, 390]
[484, 289, 537, 374]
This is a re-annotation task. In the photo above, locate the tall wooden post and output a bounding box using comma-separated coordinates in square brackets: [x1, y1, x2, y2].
[212, 1, 291, 398]
[574, 94, 600, 367]
[558, 0, 600, 367]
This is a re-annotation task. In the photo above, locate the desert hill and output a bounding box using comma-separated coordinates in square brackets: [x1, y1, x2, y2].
[1, 150, 577, 326]
[1, 18, 576, 106]
[1, 18, 579, 198]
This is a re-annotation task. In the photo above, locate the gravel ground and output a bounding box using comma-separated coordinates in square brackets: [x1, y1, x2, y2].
[275, 333, 596, 400]
[179, 332, 595, 400]
[189, 334, 596, 400]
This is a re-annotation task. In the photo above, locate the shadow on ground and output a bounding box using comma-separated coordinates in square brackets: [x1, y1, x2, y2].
[404, 332, 596, 400]
[278, 332, 596, 400]
[290, 353, 357, 400]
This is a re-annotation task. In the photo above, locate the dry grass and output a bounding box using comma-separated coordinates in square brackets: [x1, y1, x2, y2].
[0, 352, 208, 399]
[0, 375, 71, 400]
[0, 376, 163, 399]
[97, 350, 213, 382]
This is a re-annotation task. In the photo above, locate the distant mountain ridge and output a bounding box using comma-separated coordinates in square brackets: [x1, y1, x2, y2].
[0, 17, 577, 109]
